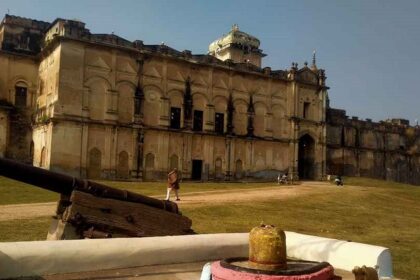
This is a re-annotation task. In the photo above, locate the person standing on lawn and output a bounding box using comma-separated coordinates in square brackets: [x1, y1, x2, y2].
[166, 168, 180, 201]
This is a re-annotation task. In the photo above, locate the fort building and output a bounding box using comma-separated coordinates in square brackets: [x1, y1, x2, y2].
[0, 14, 418, 184]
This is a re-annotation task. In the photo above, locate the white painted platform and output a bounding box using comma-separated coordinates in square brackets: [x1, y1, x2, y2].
[0, 232, 393, 279]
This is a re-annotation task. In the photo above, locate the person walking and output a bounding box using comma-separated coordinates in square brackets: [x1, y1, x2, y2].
[166, 168, 180, 201]
[335, 175, 344, 186]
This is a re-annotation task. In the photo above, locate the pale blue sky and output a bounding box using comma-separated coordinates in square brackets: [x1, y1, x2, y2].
[1, 0, 419, 123]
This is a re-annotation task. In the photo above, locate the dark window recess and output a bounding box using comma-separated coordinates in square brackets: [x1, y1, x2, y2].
[15, 86, 27, 108]
[191, 160, 203, 180]
[170, 107, 181, 129]
[215, 113, 224, 134]
[303, 102, 310, 119]
[341, 127, 345, 146]
[193, 110, 203, 131]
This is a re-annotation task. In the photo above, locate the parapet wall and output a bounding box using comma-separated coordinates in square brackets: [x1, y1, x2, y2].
[326, 108, 420, 185]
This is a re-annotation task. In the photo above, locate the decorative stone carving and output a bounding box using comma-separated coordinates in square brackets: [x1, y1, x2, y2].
[183, 77, 193, 129]
[247, 95, 255, 137]
[134, 86, 143, 116]
[227, 93, 235, 135]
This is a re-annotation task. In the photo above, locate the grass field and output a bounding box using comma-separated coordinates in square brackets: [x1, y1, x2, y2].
[0, 176, 276, 205]
[0, 176, 419, 279]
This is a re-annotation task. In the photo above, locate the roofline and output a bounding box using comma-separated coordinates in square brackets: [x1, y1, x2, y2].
[43, 36, 294, 83]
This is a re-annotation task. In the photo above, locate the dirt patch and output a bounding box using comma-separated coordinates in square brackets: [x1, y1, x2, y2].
[166, 184, 326, 206]
[0, 182, 335, 221]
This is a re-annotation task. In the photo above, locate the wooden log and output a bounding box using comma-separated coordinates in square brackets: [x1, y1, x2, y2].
[63, 191, 193, 238]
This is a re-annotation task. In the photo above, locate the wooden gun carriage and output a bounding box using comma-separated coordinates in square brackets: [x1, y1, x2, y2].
[0, 157, 193, 240]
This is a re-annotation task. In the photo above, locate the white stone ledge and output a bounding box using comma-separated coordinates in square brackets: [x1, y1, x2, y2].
[285, 231, 393, 278]
[0, 232, 393, 279]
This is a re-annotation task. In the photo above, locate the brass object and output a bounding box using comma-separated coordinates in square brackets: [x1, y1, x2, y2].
[248, 224, 287, 270]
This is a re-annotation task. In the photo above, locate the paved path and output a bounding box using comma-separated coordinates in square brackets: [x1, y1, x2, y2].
[0, 181, 335, 221]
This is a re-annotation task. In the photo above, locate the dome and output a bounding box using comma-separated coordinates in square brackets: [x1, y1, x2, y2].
[209, 24, 261, 54]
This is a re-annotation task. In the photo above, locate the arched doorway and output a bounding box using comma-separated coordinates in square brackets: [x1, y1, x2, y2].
[117, 151, 129, 179]
[298, 134, 315, 179]
[144, 153, 155, 181]
[88, 148, 102, 179]
[215, 158, 223, 180]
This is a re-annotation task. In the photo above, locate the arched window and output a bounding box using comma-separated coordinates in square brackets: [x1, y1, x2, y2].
[88, 148, 102, 179]
[117, 151, 129, 179]
[145, 153, 155, 169]
[15, 82, 28, 108]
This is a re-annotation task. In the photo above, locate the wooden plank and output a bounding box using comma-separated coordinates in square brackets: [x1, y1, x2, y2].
[63, 191, 193, 237]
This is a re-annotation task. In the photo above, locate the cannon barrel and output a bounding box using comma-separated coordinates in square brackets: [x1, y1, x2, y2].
[0, 157, 179, 214]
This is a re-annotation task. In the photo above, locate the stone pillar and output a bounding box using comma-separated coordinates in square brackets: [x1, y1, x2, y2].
[159, 97, 170, 127]
[80, 123, 89, 178]
[0, 109, 9, 157]
[183, 77, 193, 130]
[247, 95, 255, 137]
[135, 129, 144, 180]
[205, 104, 215, 132]
[265, 112, 273, 138]
[227, 93, 235, 135]
[225, 137, 232, 180]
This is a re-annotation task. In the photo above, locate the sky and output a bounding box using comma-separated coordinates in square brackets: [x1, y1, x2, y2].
[1, 0, 419, 124]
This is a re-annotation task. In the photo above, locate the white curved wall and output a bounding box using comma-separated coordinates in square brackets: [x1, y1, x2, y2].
[0, 232, 392, 279]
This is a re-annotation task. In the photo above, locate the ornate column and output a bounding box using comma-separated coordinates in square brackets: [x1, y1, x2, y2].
[183, 77, 193, 129]
[136, 129, 144, 180]
[134, 58, 145, 124]
[247, 95, 255, 137]
[227, 92, 235, 135]
[288, 63, 299, 180]
[134, 58, 145, 180]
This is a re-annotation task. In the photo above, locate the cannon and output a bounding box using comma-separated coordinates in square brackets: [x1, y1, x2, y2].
[0, 157, 193, 240]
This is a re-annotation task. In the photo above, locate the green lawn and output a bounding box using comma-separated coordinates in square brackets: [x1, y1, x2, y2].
[0, 175, 277, 205]
[0, 176, 59, 205]
[0, 176, 419, 279]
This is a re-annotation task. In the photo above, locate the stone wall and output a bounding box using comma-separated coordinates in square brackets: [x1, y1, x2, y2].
[326, 108, 420, 185]
[0, 14, 331, 182]
[0, 106, 10, 156]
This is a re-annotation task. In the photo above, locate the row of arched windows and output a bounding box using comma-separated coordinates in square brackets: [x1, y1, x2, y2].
[143, 152, 244, 179]
[87, 148, 130, 179]
[85, 78, 288, 138]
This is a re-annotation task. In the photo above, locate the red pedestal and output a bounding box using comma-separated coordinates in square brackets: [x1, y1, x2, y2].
[211, 261, 335, 280]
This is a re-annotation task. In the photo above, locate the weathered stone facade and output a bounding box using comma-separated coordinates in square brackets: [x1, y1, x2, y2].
[326, 108, 420, 185]
[0, 15, 418, 184]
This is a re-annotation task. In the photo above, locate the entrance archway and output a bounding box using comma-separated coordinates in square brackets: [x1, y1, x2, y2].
[298, 134, 315, 179]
